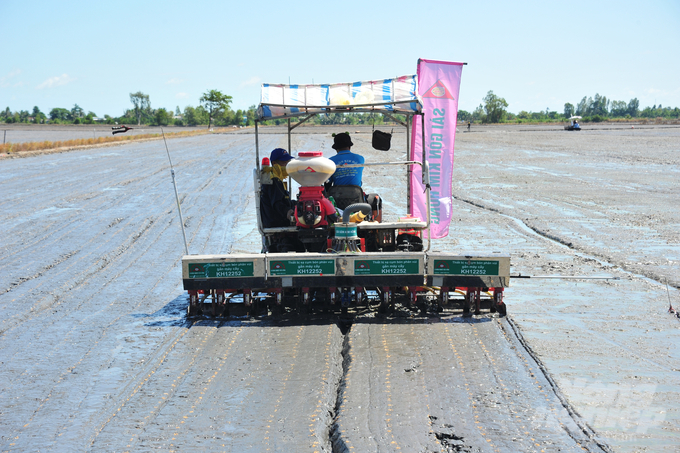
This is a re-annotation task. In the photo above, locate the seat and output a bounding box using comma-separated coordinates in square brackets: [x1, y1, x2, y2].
[327, 185, 364, 210]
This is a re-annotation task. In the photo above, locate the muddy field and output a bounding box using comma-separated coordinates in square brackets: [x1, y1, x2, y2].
[0, 124, 678, 452]
[0, 124, 212, 144]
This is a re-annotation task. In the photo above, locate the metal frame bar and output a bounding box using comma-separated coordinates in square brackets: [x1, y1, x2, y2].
[254, 108, 432, 249]
[255, 120, 260, 172]
[289, 114, 315, 131]
[380, 111, 409, 128]
[407, 114, 412, 214]
[258, 99, 421, 121]
[421, 112, 431, 252]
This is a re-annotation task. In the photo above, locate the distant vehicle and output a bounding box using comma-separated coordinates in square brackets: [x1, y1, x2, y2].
[565, 116, 582, 131]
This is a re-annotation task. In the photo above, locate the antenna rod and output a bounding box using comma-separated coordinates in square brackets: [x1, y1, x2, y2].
[161, 127, 189, 255]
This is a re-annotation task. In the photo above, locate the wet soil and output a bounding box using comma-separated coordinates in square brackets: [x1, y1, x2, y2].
[0, 124, 213, 144]
[0, 124, 678, 451]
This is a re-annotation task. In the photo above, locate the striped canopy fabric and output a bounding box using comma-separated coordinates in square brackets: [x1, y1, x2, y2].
[257, 75, 422, 119]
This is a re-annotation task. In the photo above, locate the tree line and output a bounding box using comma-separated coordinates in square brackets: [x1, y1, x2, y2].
[0, 90, 257, 128]
[0, 91, 403, 128]
[456, 91, 679, 124]
[2, 89, 679, 127]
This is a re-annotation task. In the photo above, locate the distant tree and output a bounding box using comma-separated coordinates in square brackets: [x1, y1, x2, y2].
[610, 100, 628, 117]
[199, 89, 232, 129]
[153, 108, 171, 126]
[482, 91, 508, 123]
[71, 104, 84, 118]
[627, 98, 640, 117]
[472, 104, 485, 122]
[457, 109, 471, 122]
[50, 107, 71, 121]
[563, 103, 574, 118]
[575, 97, 588, 116]
[183, 106, 206, 126]
[82, 111, 97, 124]
[590, 94, 609, 116]
[130, 92, 151, 125]
[31, 106, 46, 123]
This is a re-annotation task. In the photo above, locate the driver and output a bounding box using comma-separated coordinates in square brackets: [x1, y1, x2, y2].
[328, 132, 364, 186]
[327, 132, 382, 222]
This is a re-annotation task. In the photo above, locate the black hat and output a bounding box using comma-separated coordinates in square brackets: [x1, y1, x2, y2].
[332, 132, 353, 150]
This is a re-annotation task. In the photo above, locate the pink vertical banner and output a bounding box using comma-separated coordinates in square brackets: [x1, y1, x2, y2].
[409, 59, 463, 239]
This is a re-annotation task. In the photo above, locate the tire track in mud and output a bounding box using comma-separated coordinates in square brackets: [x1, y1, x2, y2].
[308, 324, 337, 453]
[0, 160, 173, 302]
[379, 324, 400, 450]
[407, 324, 447, 453]
[85, 321, 205, 449]
[1, 216, 181, 450]
[0, 133, 246, 267]
[453, 194, 680, 291]
[4, 133, 324, 450]
[4, 251, 188, 452]
[454, 320, 535, 452]
[0, 215, 171, 384]
[262, 326, 305, 452]
[145, 322, 342, 453]
[0, 135, 249, 337]
[1, 201, 197, 409]
[88, 320, 240, 451]
[499, 317, 614, 453]
[151, 323, 268, 452]
[0, 214, 160, 337]
[0, 150, 170, 257]
[1, 137, 255, 448]
[438, 317, 600, 452]
[441, 320, 500, 452]
[331, 318, 611, 452]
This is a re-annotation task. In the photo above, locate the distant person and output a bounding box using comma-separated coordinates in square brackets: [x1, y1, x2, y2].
[260, 148, 294, 228]
[467, 121, 471, 131]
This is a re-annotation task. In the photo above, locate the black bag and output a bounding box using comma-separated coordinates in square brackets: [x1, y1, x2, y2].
[372, 129, 392, 151]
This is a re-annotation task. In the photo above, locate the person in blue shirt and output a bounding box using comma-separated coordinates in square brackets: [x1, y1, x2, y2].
[328, 132, 364, 187]
[326, 132, 382, 221]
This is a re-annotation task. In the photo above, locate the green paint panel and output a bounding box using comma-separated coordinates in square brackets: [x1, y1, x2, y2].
[354, 259, 420, 275]
[188, 262, 254, 278]
[269, 259, 335, 276]
[433, 259, 499, 276]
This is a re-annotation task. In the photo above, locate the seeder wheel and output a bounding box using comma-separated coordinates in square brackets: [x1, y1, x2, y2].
[187, 290, 202, 317]
[493, 290, 507, 317]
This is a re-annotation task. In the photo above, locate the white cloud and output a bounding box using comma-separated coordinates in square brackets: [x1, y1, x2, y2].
[0, 69, 22, 88]
[176, 92, 189, 99]
[240, 76, 261, 88]
[167, 78, 183, 85]
[36, 74, 75, 89]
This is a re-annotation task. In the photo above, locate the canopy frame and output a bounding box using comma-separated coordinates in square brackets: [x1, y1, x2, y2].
[254, 76, 431, 249]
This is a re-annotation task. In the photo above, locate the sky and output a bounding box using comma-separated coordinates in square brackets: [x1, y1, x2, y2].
[1, 0, 679, 117]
